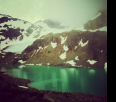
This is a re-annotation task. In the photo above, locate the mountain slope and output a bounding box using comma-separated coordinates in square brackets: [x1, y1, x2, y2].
[0, 13, 107, 68]
[19, 30, 107, 68]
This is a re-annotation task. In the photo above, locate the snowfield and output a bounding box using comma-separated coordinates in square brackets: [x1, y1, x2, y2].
[3, 40, 34, 53]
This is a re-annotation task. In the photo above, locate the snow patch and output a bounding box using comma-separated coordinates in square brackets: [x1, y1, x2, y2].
[104, 62, 107, 73]
[2, 53, 6, 55]
[99, 26, 107, 32]
[0, 26, 8, 31]
[18, 86, 28, 89]
[66, 60, 76, 66]
[87, 60, 97, 65]
[60, 36, 67, 44]
[51, 42, 57, 48]
[18, 60, 26, 64]
[59, 52, 66, 59]
[0, 35, 5, 39]
[75, 56, 79, 60]
[104, 62, 107, 68]
[75, 46, 78, 49]
[47, 63, 50, 65]
[101, 50, 103, 53]
[26, 64, 34, 65]
[79, 39, 89, 47]
[36, 64, 42, 65]
[44, 46, 48, 49]
[63, 45, 68, 51]
[2, 56, 5, 58]
[77, 65, 83, 67]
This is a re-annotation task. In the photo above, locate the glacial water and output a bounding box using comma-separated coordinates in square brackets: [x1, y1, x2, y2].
[0, 65, 107, 96]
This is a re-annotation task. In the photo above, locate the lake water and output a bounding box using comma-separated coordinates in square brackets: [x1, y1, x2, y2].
[0, 65, 107, 96]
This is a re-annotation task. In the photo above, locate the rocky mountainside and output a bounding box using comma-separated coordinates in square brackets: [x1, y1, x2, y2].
[0, 12, 107, 68]
[84, 10, 107, 30]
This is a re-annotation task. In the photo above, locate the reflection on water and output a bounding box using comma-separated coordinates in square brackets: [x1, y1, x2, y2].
[0, 65, 107, 96]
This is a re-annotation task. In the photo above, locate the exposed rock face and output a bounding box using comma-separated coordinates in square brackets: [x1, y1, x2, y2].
[84, 11, 107, 30]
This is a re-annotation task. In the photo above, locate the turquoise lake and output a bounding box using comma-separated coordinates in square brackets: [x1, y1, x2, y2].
[0, 65, 107, 96]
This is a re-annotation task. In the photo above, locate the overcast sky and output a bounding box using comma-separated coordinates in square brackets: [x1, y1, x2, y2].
[0, 0, 107, 26]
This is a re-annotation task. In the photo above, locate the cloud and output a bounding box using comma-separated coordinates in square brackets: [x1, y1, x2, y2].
[0, 0, 107, 25]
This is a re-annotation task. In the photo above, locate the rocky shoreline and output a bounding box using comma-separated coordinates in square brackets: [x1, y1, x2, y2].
[0, 72, 107, 102]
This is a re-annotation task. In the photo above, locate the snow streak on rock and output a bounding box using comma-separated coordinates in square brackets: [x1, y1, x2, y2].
[79, 39, 89, 47]
[60, 36, 67, 44]
[44, 46, 48, 49]
[31, 50, 36, 57]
